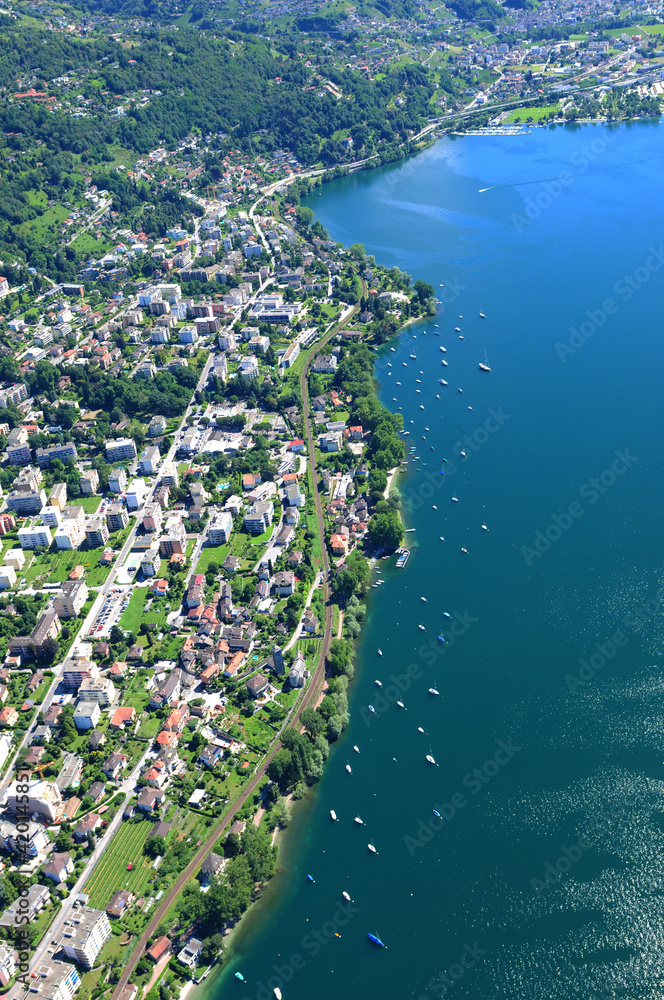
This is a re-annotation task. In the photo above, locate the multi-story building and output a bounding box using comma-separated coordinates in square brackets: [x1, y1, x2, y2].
[54, 506, 86, 550]
[3, 548, 24, 569]
[18, 526, 53, 550]
[0, 944, 16, 986]
[53, 581, 89, 619]
[105, 504, 128, 532]
[0, 565, 16, 589]
[5, 780, 64, 823]
[35, 443, 78, 469]
[159, 516, 186, 556]
[73, 701, 101, 730]
[126, 479, 148, 511]
[0, 382, 27, 408]
[148, 415, 167, 436]
[207, 511, 233, 545]
[142, 504, 163, 533]
[243, 501, 274, 535]
[79, 469, 99, 495]
[41, 505, 62, 528]
[78, 678, 115, 707]
[108, 469, 127, 494]
[0, 819, 49, 857]
[141, 545, 161, 578]
[139, 446, 161, 475]
[62, 659, 99, 691]
[85, 518, 110, 548]
[22, 960, 80, 1000]
[105, 438, 137, 462]
[6, 481, 47, 515]
[6, 427, 31, 465]
[60, 907, 112, 969]
[160, 461, 179, 487]
[49, 482, 68, 510]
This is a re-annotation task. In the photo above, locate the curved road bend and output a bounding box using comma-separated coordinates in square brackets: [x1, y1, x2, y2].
[110, 302, 363, 998]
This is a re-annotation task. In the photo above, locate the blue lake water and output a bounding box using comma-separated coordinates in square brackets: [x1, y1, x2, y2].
[211, 120, 664, 1000]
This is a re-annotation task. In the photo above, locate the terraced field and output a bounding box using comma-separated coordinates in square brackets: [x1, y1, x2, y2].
[83, 820, 155, 909]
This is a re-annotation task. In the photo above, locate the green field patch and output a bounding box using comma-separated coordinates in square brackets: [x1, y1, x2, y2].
[24, 546, 113, 587]
[506, 104, 561, 122]
[83, 819, 156, 909]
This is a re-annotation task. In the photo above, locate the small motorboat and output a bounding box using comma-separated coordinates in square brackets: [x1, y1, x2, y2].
[418, 726, 425, 733]
[235, 973, 245, 982]
[343, 891, 351, 901]
[441, 359, 448, 366]
[479, 311, 486, 319]
[274, 990, 282, 1000]
[439, 346, 446, 352]
[410, 354, 417, 359]
[481, 524, 488, 531]
[355, 816, 364, 825]
[452, 497, 459, 503]
[457, 387, 463, 393]
[397, 700, 405, 708]
[429, 687, 440, 696]
[368, 842, 378, 854]
[461, 547, 468, 554]
[439, 535, 445, 541]
[432, 505, 437, 510]
[421, 597, 427, 602]
[346, 763, 352, 773]
[367, 933, 386, 948]
[306, 874, 315, 882]
[353, 745, 360, 753]
[375, 680, 382, 687]
[438, 634, 446, 643]
[377, 648, 383, 656]
[368, 705, 375, 713]
[454, 327, 461, 332]
[390, 347, 395, 352]
[330, 810, 338, 821]
[433, 809, 441, 818]
[443, 612, 451, 618]
[426, 754, 437, 765]
[418, 624, 426, 631]
[439, 379, 448, 386]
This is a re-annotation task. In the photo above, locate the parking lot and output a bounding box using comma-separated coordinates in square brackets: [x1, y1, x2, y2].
[89, 588, 131, 638]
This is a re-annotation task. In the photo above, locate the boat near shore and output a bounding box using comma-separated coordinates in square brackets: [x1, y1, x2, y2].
[396, 548, 410, 568]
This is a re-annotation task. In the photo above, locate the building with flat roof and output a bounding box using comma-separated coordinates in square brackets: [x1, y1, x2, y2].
[21, 960, 80, 1000]
[59, 906, 112, 969]
[5, 780, 64, 823]
[106, 438, 137, 462]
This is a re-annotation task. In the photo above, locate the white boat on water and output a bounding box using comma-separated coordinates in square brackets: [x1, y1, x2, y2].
[330, 810, 338, 821]
[274, 990, 282, 1000]
[482, 524, 488, 531]
[377, 648, 383, 656]
[429, 687, 440, 696]
[346, 763, 352, 773]
[479, 311, 486, 318]
[343, 891, 351, 901]
[421, 597, 427, 602]
[368, 842, 378, 854]
[479, 351, 491, 372]
[426, 754, 436, 766]
[355, 816, 364, 825]
[375, 680, 382, 687]
[418, 624, 426, 631]
[441, 359, 448, 366]
[454, 326, 461, 332]
[397, 700, 405, 708]
[353, 745, 360, 753]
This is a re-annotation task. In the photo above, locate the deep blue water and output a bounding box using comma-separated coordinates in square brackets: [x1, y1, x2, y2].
[210, 121, 664, 1000]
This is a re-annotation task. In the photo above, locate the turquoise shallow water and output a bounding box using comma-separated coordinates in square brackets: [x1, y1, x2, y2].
[211, 121, 664, 1000]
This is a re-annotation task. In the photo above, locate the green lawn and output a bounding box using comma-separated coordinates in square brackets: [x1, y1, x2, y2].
[83, 819, 156, 909]
[506, 104, 561, 123]
[119, 589, 168, 634]
[72, 495, 103, 514]
[24, 546, 113, 587]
